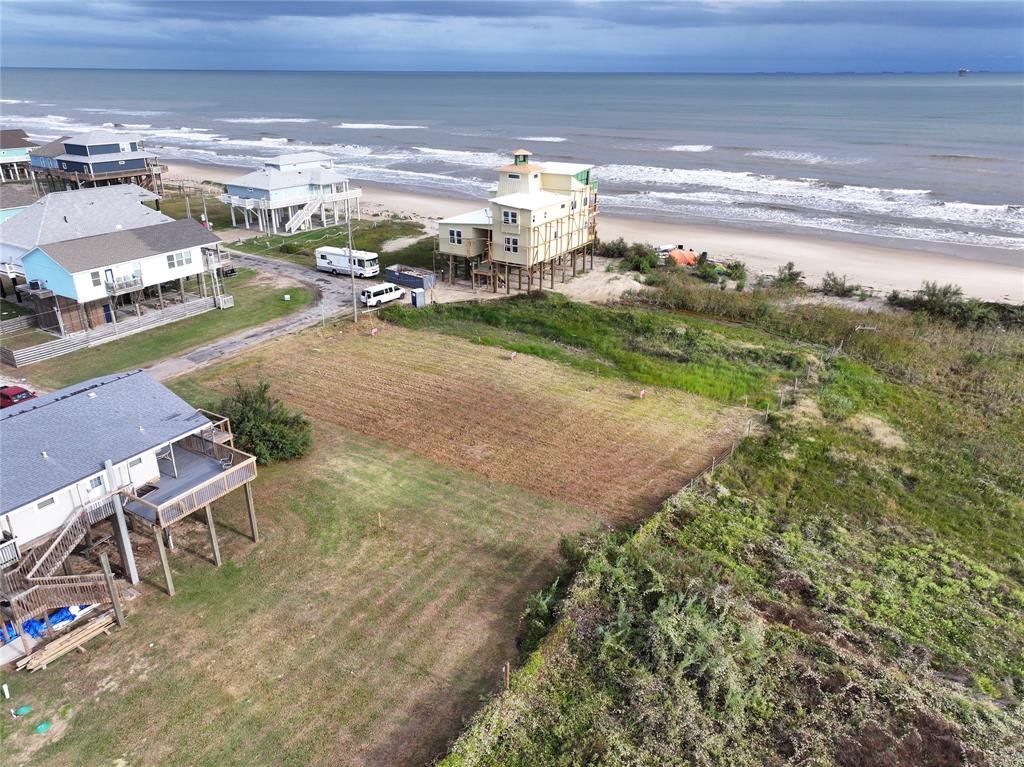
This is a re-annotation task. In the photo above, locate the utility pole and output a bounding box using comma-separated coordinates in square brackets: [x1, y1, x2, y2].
[346, 197, 358, 323]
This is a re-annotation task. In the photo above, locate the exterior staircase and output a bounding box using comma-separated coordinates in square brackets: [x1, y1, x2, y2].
[1, 494, 125, 627]
[284, 195, 322, 233]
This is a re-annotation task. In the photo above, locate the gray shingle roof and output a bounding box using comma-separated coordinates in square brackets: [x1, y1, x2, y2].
[39, 218, 219, 274]
[30, 137, 70, 158]
[0, 184, 170, 254]
[0, 371, 211, 515]
[0, 129, 36, 150]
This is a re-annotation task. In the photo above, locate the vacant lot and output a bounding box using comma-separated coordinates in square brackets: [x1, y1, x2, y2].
[4, 312, 750, 766]
[7, 269, 310, 390]
[183, 323, 751, 518]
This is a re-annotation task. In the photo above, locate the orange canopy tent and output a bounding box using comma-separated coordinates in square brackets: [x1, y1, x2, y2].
[668, 248, 699, 266]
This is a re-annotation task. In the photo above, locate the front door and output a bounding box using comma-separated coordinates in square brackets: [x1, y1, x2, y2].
[102, 303, 113, 323]
[104, 268, 114, 287]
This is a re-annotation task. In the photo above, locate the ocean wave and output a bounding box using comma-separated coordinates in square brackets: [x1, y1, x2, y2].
[0, 99, 33, 104]
[76, 107, 167, 116]
[667, 145, 713, 152]
[412, 146, 506, 167]
[335, 122, 426, 130]
[518, 136, 567, 143]
[215, 117, 316, 124]
[103, 122, 152, 130]
[748, 150, 866, 165]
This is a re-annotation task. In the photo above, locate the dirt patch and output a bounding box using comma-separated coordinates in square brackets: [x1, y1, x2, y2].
[846, 414, 907, 450]
[790, 396, 824, 426]
[552, 257, 648, 304]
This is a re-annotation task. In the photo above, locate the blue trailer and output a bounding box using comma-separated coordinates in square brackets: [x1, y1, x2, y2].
[384, 264, 437, 290]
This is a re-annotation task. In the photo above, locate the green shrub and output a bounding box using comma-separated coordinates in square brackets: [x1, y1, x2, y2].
[887, 281, 1023, 328]
[595, 237, 631, 259]
[773, 261, 804, 288]
[821, 271, 859, 297]
[622, 243, 660, 273]
[695, 259, 720, 283]
[217, 381, 312, 464]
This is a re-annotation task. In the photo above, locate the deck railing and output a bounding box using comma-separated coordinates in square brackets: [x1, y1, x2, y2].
[0, 536, 19, 569]
[121, 438, 257, 528]
[197, 408, 233, 443]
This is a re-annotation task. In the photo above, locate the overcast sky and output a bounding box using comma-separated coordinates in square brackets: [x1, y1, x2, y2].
[1, 0, 1021, 73]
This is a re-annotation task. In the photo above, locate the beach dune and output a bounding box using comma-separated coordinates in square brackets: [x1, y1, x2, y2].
[166, 161, 1023, 303]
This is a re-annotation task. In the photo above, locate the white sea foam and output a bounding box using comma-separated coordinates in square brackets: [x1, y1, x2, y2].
[413, 146, 506, 167]
[335, 122, 426, 130]
[76, 108, 167, 117]
[518, 136, 567, 143]
[0, 99, 33, 104]
[103, 122, 152, 130]
[215, 117, 316, 124]
[667, 145, 713, 152]
[748, 150, 866, 166]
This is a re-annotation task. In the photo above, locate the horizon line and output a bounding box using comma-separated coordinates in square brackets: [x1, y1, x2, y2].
[2, 66, 1019, 76]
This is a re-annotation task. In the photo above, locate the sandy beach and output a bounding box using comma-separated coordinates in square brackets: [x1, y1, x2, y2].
[166, 160, 1023, 303]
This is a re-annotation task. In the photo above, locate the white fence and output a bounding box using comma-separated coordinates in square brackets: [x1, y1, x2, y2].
[0, 315, 36, 334]
[1, 297, 218, 367]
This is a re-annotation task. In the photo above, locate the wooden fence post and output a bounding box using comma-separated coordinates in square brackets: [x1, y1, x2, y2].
[100, 552, 125, 627]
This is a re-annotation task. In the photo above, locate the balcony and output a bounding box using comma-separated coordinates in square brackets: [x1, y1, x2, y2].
[120, 434, 257, 529]
[105, 274, 143, 296]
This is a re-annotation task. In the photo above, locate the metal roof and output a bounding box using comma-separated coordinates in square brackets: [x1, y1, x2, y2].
[440, 207, 492, 226]
[0, 129, 36, 150]
[539, 161, 594, 175]
[37, 218, 219, 274]
[0, 371, 211, 515]
[64, 129, 143, 146]
[30, 137, 70, 158]
[227, 165, 350, 192]
[0, 184, 169, 254]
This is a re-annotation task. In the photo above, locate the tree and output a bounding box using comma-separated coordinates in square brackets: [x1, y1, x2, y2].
[218, 381, 312, 464]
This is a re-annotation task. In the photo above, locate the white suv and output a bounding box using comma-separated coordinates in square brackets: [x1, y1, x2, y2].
[359, 282, 406, 307]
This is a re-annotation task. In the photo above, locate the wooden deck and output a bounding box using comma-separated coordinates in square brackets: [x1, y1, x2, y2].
[121, 436, 256, 529]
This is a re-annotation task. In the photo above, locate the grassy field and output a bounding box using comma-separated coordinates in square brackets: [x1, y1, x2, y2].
[146, 193, 236, 230]
[0, 299, 34, 320]
[230, 217, 435, 270]
[9, 268, 310, 390]
[441, 273, 1024, 766]
[2, 306, 753, 766]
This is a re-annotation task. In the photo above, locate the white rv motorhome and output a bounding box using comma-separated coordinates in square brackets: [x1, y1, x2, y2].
[315, 246, 380, 278]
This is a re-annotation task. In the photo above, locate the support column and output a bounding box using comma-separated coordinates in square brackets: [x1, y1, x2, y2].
[153, 525, 175, 596]
[105, 459, 139, 585]
[204, 505, 222, 567]
[99, 553, 125, 627]
[230, 205, 237, 228]
[244, 482, 259, 543]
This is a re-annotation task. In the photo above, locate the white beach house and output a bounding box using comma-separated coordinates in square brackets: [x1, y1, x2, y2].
[220, 152, 362, 234]
[437, 150, 597, 291]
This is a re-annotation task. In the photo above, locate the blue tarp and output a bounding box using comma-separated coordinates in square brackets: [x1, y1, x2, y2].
[1, 605, 92, 644]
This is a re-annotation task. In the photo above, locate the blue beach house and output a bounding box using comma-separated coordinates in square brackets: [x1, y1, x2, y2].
[30, 130, 163, 193]
[0, 129, 36, 183]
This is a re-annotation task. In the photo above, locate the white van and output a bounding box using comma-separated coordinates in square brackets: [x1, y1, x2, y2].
[315, 246, 380, 278]
[360, 282, 406, 308]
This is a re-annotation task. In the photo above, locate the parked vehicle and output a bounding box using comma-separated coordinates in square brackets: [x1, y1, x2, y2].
[359, 282, 406, 308]
[0, 385, 36, 409]
[315, 246, 380, 278]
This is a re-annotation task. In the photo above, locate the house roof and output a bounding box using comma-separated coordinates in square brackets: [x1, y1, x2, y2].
[31, 137, 70, 158]
[497, 163, 542, 173]
[0, 184, 40, 211]
[227, 165, 350, 192]
[64, 129, 143, 146]
[0, 371, 211, 515]
[440, 207, 492, 226]
[53, 149, 155, 164]
[490, 191, 571, 210]
[37, 218, 219, 274]
[0, 129, 36, 150]
[0, 184, 169, 253]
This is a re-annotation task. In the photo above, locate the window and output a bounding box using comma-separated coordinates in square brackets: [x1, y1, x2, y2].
[91, 271, 101, 287]
[583, 196, 589, 206]
[504, 236, 519, 254]
[128, 457, 143, 468]
[38, 497, 55, 510]
[449, 229, 463, 245]
[502, 209, 518, 225]
[507, 173, 520, 180]
[571, 200, 578, 211]
[166, 250, 193, 269]
[118, 160, 126, 165]
[88, 476, 104, 490]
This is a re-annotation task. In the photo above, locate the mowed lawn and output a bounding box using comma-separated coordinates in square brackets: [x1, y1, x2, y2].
[5, 406, 600, 767]
[9, 268, 310, 390]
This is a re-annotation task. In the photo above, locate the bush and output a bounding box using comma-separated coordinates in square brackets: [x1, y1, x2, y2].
[821, 271, 859, 297]
[724, 260, 747, 282]
[217, 381, 312, 464]
[622, 243, 660, 273]
[695, 259, 720, 283]
[774, 261, 804, 288]
[595, 237, 630, 259]
[886, 281, 1023, 328]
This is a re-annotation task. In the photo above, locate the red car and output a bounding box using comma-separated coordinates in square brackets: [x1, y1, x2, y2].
[0, 385, 36, 408]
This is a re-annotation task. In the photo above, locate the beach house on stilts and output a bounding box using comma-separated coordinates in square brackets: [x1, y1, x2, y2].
[0, 371, 259, 659]
[219, 152, 362, 234]
[436, 150, 598, 291]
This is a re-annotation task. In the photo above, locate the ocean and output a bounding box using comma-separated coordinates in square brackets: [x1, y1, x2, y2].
[1, 69, 1021, 263]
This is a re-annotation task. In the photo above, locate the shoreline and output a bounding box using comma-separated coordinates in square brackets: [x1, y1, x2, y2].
[165, 160, 1024, 303]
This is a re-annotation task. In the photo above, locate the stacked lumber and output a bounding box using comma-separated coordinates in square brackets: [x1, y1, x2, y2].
[16, 612, 115, 672]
